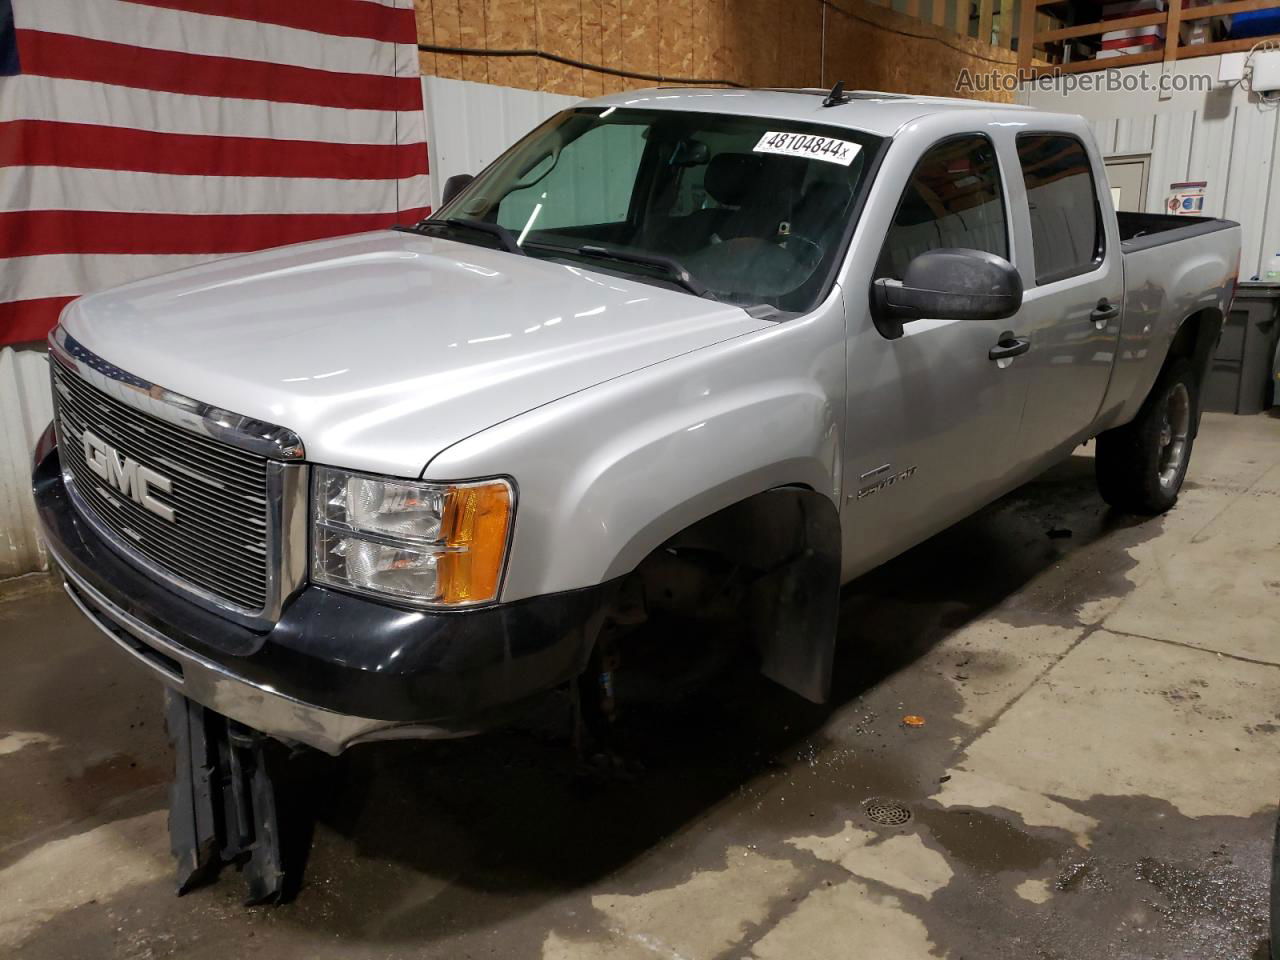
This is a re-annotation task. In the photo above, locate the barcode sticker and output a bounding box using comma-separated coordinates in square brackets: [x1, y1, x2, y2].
[753, 131, 861, 166]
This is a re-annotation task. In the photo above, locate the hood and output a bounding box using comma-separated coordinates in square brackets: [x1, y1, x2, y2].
[61, 231, 770, 477]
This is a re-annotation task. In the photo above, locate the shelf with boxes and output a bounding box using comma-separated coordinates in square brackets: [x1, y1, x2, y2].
[1022, 0, 1280, 74]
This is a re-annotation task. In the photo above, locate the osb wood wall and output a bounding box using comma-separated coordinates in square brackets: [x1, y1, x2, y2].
[414, 0, 1019, 103]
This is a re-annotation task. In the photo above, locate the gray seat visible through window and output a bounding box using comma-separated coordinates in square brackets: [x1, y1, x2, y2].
[877, 135, 1008, 281]
[656, 151, 799, 254]
[790, 180, 853, 245]
[681, 154, 814, 300]
[703, 152, 800, 242]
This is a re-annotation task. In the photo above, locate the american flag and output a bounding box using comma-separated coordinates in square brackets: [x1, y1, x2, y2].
[0, 0, 431, 347]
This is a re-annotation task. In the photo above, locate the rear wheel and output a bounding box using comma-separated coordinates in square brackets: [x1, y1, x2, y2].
[1095, 358, 1197, 514]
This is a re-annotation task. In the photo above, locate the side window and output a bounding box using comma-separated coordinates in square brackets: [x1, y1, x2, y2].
[878, 135, 1007, 281]
[496, 122, 646, 233]
[1017, 134, 1103, 284]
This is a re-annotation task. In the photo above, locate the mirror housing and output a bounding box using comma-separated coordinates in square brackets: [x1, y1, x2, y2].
[441, 173, 475, 207]
[871, 249, 1023, 340]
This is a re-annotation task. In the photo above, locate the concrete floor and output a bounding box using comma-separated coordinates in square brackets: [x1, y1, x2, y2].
[2, 411, 1278, 960]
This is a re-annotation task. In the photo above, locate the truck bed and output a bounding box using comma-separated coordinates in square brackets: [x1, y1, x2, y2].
[1096, 211, 1242, 434]
[1118, 211, 1239, 253]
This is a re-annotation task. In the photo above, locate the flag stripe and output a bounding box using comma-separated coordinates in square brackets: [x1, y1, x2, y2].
[121, 0, 415, 44]
[1, 166, 432, 215]
[0, 120, 429, 179]
[18, 0, 397, 77]
[4, 253, 228, 302]
[0, 297, 77, 345]
[1, 75, 430, 146]
[1, 0, 430, 347]
[3, 210, 430, 258]
[16, 30, 422, 111]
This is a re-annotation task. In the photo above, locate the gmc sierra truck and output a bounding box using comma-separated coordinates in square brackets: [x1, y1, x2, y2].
[35, 88, 1240, 772]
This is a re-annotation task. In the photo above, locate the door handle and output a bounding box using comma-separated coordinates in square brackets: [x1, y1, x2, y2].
[989, 334, 1031, 361]
[1091, 299, 1120, 326]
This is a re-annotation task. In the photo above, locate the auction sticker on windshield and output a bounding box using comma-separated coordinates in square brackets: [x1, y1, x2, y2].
[753, 131, 861, 166]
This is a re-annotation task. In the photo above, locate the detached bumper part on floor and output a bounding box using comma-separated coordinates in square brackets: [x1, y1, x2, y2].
[166, 690, 285, 905]
[32, 436, 613, 755]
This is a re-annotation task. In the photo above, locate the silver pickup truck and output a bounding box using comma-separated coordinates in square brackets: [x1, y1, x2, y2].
[34, 88, 1240, 763]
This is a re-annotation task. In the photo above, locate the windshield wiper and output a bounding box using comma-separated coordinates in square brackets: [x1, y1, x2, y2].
[405, 218, 525, 255]
[565, 243, 713, 299]
[406, 225, 712, 299]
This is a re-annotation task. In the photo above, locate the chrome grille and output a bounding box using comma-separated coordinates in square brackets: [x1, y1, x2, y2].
[53, 358, 271, 612]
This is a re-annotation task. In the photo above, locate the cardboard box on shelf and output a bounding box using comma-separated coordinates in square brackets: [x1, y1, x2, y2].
[1102, 25, 1164, 43]
[1180, 20, 1211, 45]
[1102, 0, 1165, 19]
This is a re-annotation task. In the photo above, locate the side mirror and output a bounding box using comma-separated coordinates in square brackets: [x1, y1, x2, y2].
[441, 173, 475, 207]
[871, 249, 1023, 340]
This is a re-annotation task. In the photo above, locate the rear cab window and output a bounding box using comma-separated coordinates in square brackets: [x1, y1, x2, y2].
[1016, 134, 1105, 285]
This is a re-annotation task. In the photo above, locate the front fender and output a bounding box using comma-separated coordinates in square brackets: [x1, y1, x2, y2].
[424, 296, 849, 603]
[591, 386, 840, 583]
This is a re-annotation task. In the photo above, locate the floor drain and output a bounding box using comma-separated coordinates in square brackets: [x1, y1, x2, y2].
[862, 797, 912, 826]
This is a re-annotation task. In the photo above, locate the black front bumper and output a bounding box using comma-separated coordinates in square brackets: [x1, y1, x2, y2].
[33, 433, 614, 750]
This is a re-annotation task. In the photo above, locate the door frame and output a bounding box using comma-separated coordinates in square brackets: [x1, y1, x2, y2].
[1103, 153, 1151, 214]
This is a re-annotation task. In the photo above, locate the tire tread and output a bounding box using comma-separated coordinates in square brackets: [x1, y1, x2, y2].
[1095, 359, 1196, 515]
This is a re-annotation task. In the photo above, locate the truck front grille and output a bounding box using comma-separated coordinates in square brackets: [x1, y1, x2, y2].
[53, 359, 272, 613]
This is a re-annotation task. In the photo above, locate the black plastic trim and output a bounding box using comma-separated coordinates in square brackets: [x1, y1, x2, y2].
[1118, 213, 1239, 254]
[34, 437, 618, 726]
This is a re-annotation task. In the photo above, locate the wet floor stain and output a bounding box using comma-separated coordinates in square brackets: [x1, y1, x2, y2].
[913, 806, 1062, 875]
[908, 791, 1275, 960]
[4, 448, 1277, 960]
[1055, 856, 1111, 893]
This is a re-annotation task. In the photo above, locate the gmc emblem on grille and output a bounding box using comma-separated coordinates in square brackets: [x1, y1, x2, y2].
[81, 429, 176, 523]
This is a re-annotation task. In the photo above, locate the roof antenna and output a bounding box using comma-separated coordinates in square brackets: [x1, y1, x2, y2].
[822, 80, 849, 107]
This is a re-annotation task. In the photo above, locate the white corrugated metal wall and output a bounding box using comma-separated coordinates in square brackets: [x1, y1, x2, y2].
[422, 76, 580, 211]
[0, 348, 53, 577]
[0, 76, 574, 579]
[1020, 55, 1280, 281]
[1086, 108, 1279, 279]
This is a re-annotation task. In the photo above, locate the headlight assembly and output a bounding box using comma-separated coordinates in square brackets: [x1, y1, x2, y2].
[311, 467, 513, 607]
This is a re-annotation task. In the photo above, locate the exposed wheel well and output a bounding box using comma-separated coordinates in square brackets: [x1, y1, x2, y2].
[1167, 307, 1223, 394]
[611, 486, 842, 703]
[1165, 308, 1223, 435]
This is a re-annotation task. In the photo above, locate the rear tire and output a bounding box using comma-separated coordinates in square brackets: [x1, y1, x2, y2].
[1095, 358, 1197, 514]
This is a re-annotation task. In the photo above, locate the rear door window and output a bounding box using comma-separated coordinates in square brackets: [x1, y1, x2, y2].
[1016, 134, 1104, 284]
[877, 135, 1008, 281]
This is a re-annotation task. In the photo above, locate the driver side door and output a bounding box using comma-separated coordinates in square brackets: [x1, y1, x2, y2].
[841, 133, 1033, 579]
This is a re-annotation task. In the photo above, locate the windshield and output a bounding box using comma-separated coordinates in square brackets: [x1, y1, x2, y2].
[430, 107, 882, 313]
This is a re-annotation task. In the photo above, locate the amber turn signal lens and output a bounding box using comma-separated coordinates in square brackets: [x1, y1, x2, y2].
[437, 481, 513, 604]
